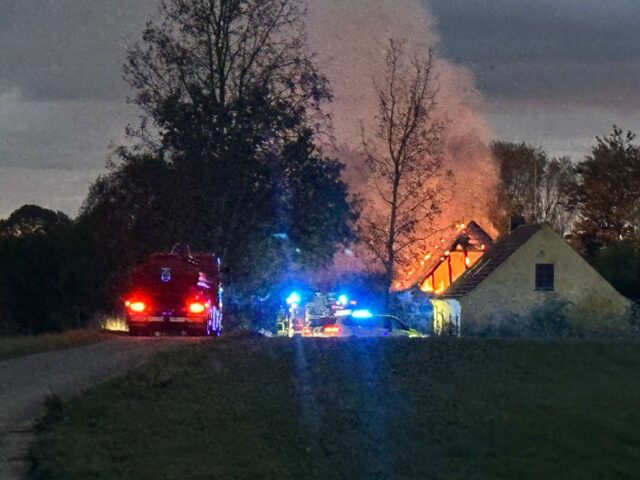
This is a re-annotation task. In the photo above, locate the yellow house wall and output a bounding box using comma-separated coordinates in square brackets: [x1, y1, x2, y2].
[459, 225, 632, 332]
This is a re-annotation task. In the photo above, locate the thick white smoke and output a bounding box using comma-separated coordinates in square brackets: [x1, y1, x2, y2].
[306, 0, 436, 144]
[306, 0, 499, 277]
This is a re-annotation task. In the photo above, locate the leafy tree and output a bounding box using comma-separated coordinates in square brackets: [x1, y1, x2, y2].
[80, 0, 356, 313]
[280, 132, 358, 268]
[0, 204, 70, 238]
[0, 206, 92, 333]
[123, 0, 329, 152]
[212, 132, 357, 298]
[573, 126, 640, 254]
[77, 155, 179, 309]
[360, 39, 451, 299]
[591, 240, 640, 301]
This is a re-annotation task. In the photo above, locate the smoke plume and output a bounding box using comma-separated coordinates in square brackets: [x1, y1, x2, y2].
[306, 0, 499, 277]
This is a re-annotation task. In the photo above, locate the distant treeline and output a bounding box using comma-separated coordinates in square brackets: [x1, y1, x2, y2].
[0, 206, 102, 333]
[2, 126, 640, 334]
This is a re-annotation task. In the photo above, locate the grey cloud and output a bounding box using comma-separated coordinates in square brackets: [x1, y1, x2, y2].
[426, 0, 640, 105]
[485, 101, 640, 160]
[0, 89, 137, 170]
[0, 0, 155, 217]
[0, 0, 155, 101]
[483, 61, 640, 109]
[0, 166, 99, 218]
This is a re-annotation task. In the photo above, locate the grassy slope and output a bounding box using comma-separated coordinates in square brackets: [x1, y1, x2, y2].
[31, 337, 640, 479]
[0, 329, 112, 361]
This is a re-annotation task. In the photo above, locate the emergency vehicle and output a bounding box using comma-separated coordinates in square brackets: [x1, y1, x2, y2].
[276, 291, 350, 337]
[124, 244, 223, 336]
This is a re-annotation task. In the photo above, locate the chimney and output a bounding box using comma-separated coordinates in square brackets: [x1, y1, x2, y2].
[509, 215, 526, 232]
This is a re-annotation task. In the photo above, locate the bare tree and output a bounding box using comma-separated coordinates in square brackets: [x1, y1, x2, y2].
[361, 39, 451, 297]
[488, 141, 546, 234]
[489, 140, 578, 236]
[538, 157, 577, 236]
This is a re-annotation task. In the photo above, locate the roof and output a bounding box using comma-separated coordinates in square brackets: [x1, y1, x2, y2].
[396, 221, 494, 290]
[440, 224, 543, 298]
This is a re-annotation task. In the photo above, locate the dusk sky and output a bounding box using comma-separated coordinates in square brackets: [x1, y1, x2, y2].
[0, 0, 639, 218]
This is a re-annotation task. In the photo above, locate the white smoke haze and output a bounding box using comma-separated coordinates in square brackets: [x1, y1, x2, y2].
[306, 0, 499, 277]
[306, 0, 437, 144]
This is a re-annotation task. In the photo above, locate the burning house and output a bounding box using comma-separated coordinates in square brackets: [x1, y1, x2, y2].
[430, 224, 632, 336]
[394, 221, 494, 294]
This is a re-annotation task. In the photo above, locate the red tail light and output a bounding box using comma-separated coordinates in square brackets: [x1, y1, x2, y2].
[189, 302, 206, 314]
[324, 325, 340, 336]
[126, 301, 146, 313]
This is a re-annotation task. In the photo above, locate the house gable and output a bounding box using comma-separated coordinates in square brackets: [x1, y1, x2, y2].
[441, 224, 540, 298]
[454, 225, 631, 330]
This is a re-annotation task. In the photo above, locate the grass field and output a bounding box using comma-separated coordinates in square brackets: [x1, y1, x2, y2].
[0, 328, 112, 361]
[31, 335, 640, 479]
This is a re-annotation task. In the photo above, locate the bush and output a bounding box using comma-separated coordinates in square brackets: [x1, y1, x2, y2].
[463, 298, 638, 340]
[528, 298, 574, 339]
[591, 240, 640, 302]
[390, 288, 434, 332]
[463, 311, 525, 338]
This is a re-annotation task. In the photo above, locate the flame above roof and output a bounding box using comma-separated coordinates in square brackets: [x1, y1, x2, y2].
[395, 221, 494, 291]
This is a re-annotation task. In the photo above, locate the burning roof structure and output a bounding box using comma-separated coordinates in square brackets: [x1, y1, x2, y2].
[439, 224, 540, 299]
[394, 221, 494, 293]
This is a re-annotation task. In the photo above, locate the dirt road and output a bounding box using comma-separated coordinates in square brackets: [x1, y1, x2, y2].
[0, 337, 200, 479]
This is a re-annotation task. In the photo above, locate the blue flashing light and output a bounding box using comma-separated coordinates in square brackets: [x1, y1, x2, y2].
[338, 294, 348, 306]
[286, 292, 301, 305]
[352, 309, 373, 319]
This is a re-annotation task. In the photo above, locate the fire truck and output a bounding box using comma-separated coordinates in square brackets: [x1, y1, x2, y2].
[276, 291, 346, 337]
[123, 244, 223, 336]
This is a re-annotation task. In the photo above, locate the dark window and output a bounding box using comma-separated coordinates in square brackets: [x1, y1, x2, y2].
[535, 264, 555, 291]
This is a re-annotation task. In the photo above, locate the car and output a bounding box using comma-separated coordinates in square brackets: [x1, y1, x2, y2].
[319, 311, 425, 338]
